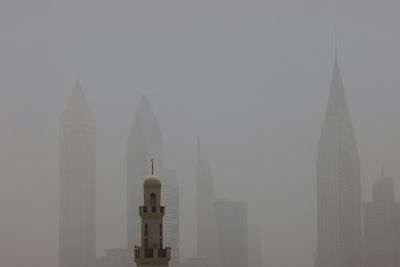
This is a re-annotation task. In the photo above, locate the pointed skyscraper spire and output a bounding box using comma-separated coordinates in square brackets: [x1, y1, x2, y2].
[63, 80, 92, 115]
[316, 32, 362, 267]
[325, 29, 350, 120]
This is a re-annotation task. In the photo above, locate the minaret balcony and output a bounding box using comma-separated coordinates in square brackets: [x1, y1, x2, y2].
[139, 206, 165, 217]
[134, 246, 171, 262]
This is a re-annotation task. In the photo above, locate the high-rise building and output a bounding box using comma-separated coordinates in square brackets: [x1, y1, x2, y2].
[96, 249, 131, 267]
[127, 94, 179, 266]
[179, 258, 211, 267]
[161, 168, 179, 267]
[59, 80, 96, 267]
[363, 177, 400, 267]
[315, 43, 362, 267]
[195, 139, 220, 267]
[248, 224, 261, 267]
[134, 162, 171, 267]
[215, 200, 248, 267]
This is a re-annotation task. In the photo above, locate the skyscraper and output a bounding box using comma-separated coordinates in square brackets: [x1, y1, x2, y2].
[127, 94, 179, 266]
[315, 44, 362, 267]
[215, 200, 248, 267]
[248, 224, 261, 267]
[161, 168, 180, 267]
[134, 161, 171, 267]
[96, 249, 131, 267]
[363, 177, 400, 267]
[195, 139, 220, 267]
[59, 80, 96, 267]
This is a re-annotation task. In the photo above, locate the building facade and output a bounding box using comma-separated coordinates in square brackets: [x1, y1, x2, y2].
[134, 164, 171, 267]
[195, 139, 220, 267]
[248, 224, 261, 267]
[96, 249, 131, 267]
[127, 94, 179, 266]
[215, 200, 248, 267]
[59, 80, 96, 267]
[315, 50, 362, 267]
[363, 177, 400, 267]
[179, 259, 211, 267]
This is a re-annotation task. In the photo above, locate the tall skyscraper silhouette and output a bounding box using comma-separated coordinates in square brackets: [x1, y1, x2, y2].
[215, 200, 248, 267]
[315, 42, 362, 267]
[195, 139, 220, 267]
[363, 176, 400, 267]
[59, 80, 96, 267]
[127, 94, 179, 266]
[248, 224, 261, 267]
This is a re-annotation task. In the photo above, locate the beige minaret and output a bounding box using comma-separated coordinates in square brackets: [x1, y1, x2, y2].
[135, 160, 171, 267]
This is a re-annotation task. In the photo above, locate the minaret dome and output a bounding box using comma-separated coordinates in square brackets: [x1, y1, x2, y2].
[144, 175, 161, 187]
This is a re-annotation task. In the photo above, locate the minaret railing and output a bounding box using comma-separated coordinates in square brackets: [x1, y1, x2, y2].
[134, 247, 171, 260]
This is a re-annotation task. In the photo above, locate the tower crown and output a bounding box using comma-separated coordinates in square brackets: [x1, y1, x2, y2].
[63, 80, 92, 115]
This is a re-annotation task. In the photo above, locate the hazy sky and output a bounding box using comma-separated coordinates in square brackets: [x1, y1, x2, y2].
[1, 1, 400, 267]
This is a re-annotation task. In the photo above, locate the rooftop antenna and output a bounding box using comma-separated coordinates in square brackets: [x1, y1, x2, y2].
[334, 17, 338, 62]
[75, 66, 80, 82]
[151, 158, 155, 176]
[381, 164, 384, 178]
[197, 137, 200, 162]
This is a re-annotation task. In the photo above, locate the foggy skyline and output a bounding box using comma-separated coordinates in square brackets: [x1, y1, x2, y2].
[2, 1, 400, 267]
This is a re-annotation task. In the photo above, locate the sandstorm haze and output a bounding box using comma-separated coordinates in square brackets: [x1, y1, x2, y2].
[1, 0, 400, 267]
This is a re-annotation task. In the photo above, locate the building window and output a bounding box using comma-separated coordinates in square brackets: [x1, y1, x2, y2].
[145, 238, 148, 249]
[150, 193, 156, 207]
[144, 224, 148, 236]
[159, 224, 162, 236]
[160, 238, 163, 248]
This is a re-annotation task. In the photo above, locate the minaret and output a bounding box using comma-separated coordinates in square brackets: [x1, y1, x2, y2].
[134, 160, 171, 267]
[127, 94, 179, 266]
[59, 80, 96, 267]
[316, 38, 361, 267]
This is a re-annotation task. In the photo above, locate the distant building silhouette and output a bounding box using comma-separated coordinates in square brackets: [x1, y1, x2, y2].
[134, 161, 171, 267]
[96, 249, 131, 267]
[248, 224, 261, 267]
[215, 200, 248, 267]
[59, 80, 96, 267]
[179, 258, 211, 267]
[127, 94, 179, 266]
[315, 45, 362, 267]
[363, 177, 400, 267]
[195, 139, 220, 267]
